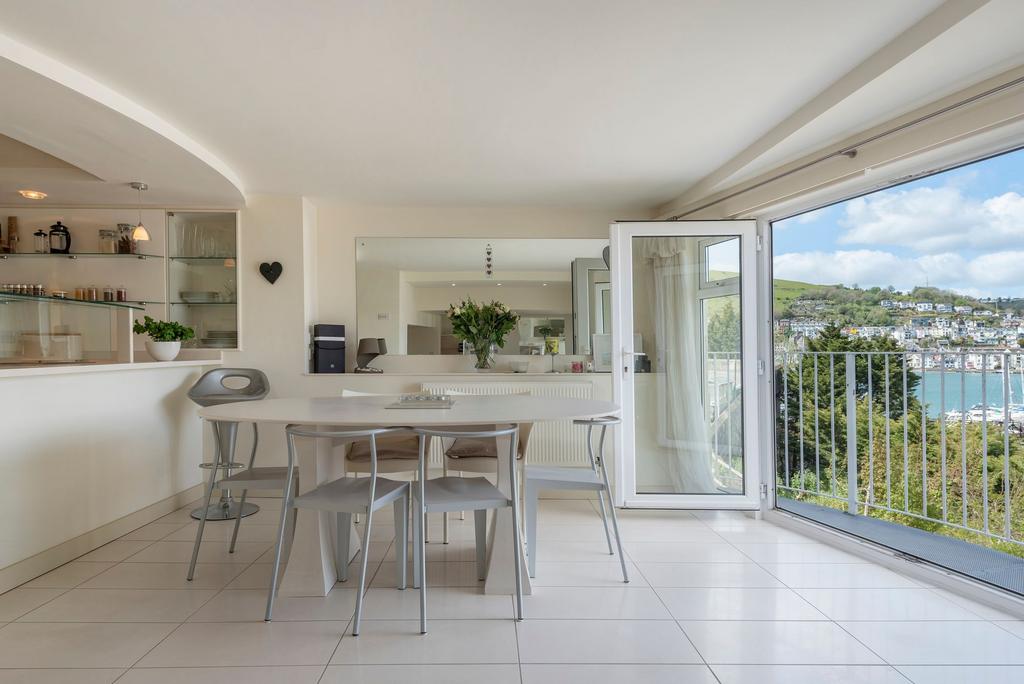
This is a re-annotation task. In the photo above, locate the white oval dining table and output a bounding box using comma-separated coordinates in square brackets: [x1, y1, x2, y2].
[199, 394, 620, 597]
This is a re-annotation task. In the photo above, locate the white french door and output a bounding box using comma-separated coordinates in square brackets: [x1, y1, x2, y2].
[611, 221, 761, 509]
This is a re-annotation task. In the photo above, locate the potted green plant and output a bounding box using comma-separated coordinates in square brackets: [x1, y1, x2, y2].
[447, 297, 520, 370]
[536, 325, 560, 354]
[133, 315, 195, 361]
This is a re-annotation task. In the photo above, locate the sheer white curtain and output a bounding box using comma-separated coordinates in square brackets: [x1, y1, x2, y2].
[638, 237, 715, 493]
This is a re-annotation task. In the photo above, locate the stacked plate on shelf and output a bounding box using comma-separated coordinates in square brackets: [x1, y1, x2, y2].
[179, 290, 221, 303]
[201, 330, 237, 348]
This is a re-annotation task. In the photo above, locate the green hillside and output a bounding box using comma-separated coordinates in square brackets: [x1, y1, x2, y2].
[773, 278, 829, 312]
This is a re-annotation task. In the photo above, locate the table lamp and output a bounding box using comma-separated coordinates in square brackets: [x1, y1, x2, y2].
[355, 337, 387, 373]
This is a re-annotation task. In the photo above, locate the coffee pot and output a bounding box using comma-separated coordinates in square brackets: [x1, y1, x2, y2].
[49, 221, 71, 254]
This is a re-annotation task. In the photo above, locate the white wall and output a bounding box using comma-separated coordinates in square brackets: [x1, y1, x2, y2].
[0, 363, 211, 590]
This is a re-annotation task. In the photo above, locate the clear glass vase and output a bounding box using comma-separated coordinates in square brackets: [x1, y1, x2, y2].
[472, 342, 496, 370]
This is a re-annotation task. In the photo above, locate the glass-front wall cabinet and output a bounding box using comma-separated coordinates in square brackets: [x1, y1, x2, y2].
[167, 212, 238, 350]
[0, 208, 239, 361]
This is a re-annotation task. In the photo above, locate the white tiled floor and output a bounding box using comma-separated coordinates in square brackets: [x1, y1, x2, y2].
[0, 497, 1021, 683]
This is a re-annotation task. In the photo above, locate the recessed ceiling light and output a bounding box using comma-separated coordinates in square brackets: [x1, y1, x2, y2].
[18, 190, 47, 200]
[450, 283, 457, 287]
[496, 283, 502, 286]
[542, 283, 548, 286]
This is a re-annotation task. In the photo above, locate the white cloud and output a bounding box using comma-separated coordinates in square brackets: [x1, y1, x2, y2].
[774, 250, 923, 289]
[838, 186, 1024, 253]
[966, 250, 1024, 287]
[773, 248, 1024, 297]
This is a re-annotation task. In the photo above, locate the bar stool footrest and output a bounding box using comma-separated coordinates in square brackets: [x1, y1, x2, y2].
[191, 500, 260, 521]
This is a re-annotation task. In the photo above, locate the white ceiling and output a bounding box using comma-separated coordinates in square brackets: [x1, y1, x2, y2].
[0, 1, 1020, 210]
[714, 0, 1024, 191]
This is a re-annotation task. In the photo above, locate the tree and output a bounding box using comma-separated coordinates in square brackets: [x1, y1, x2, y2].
[775, 324, 921, 481]
[707, 299, 741, 352]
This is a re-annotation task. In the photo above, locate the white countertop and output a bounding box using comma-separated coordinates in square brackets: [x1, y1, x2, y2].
[0, 358, 221, 379]
[302, 371, 610, 377]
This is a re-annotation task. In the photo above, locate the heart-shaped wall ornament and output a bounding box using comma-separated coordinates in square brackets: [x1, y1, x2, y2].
[259, 261, 283, 284]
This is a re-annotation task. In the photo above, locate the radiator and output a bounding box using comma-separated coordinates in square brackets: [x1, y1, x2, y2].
[419, 382, 594, 466]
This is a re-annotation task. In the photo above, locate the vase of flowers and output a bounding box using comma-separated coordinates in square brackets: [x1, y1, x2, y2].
[447, 297, 520, 370]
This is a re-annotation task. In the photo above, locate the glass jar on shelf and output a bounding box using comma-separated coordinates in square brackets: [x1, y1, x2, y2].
[103, 286, 115, 302]
[33, 229, 48, 254]
[98, 229, 117, 254]
[116, 224, 136, 254]
[116, 285, 127, 302]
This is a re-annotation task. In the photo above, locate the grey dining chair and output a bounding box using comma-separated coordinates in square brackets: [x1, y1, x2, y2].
[524, 415, 628, 582]
[436, 390, 533, 544]
[412, 425, 525, 634]
[338, 389, 438, 540]
[265, 425, 411, 636]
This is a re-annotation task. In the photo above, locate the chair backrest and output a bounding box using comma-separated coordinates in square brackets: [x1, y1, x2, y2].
[413, 425, 520, 482]
[341, 389, 381, 397]
[440, 390, 533, 457]
[573, 415, 622, 427]
[188, 368, 270, 407]
[285, 424, 407, 477]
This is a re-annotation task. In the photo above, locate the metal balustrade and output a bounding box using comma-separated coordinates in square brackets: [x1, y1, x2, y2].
[776, 350, 1023, 549]
[707, 351, 743, 491]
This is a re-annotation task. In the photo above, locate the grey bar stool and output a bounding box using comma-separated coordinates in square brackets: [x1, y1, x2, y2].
[412, 425, 524, 634]
[187, 368, 270, 521]
[524, 415, 628, 582]
[266, 425, 410, 636]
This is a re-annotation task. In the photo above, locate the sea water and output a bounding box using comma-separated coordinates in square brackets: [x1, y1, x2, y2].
[919, 370, 1024, 418]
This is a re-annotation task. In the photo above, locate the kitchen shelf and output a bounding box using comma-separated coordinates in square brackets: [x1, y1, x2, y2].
[169, 256, 235, 264]
[170, 301, 237, 306]
[0, 253, 159, 260]
[0, 291, 145, 311]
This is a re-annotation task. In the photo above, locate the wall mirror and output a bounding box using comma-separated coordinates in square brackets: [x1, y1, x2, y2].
[355, 237, 610, 357]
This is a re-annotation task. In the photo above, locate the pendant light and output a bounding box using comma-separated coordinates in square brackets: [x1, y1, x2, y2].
[129, 182, 151, 241]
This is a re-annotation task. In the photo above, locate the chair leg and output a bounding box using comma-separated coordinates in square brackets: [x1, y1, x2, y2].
[229, 488, 248, 553]
[187, 424, 223, 581]
[594, 488, 614, 555]
[352, 506, 374, 636]
[594, 425, 629, 584]
[229, 422, 260, 554]
[474, 509, 487, 581]
[603, 485, 629, 583]
[458, 470, 465, 520]
[336, 513, 352, 582]
[264, 478, 294, 621]
[411, 496, 421, 590]
[418, 502, 428, 634]
[394, 496, 408, 590]
[509, 429, 524, 622]
[442, 459, 450, 544]
[510, 501, 524, 622]
[525, 479, 538, 578]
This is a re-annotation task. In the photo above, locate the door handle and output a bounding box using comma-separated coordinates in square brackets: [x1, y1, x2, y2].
[623, 350, 644, 374]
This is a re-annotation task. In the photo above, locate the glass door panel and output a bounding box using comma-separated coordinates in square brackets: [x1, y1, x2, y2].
[613, 222, 759, 508]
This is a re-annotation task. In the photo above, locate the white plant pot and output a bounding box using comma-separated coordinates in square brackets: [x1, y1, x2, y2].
[146, 340, 181, 362]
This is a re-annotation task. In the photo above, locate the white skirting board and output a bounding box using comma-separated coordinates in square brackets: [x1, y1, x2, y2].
[0, 483, 204, 594]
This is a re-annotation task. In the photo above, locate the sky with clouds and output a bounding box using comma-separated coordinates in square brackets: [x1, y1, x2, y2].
[772, 147, 1024, 298]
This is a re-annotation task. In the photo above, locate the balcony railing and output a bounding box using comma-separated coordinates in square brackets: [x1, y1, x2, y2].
[776, 350, 1023, 552]
[708, 351, 743, 492]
